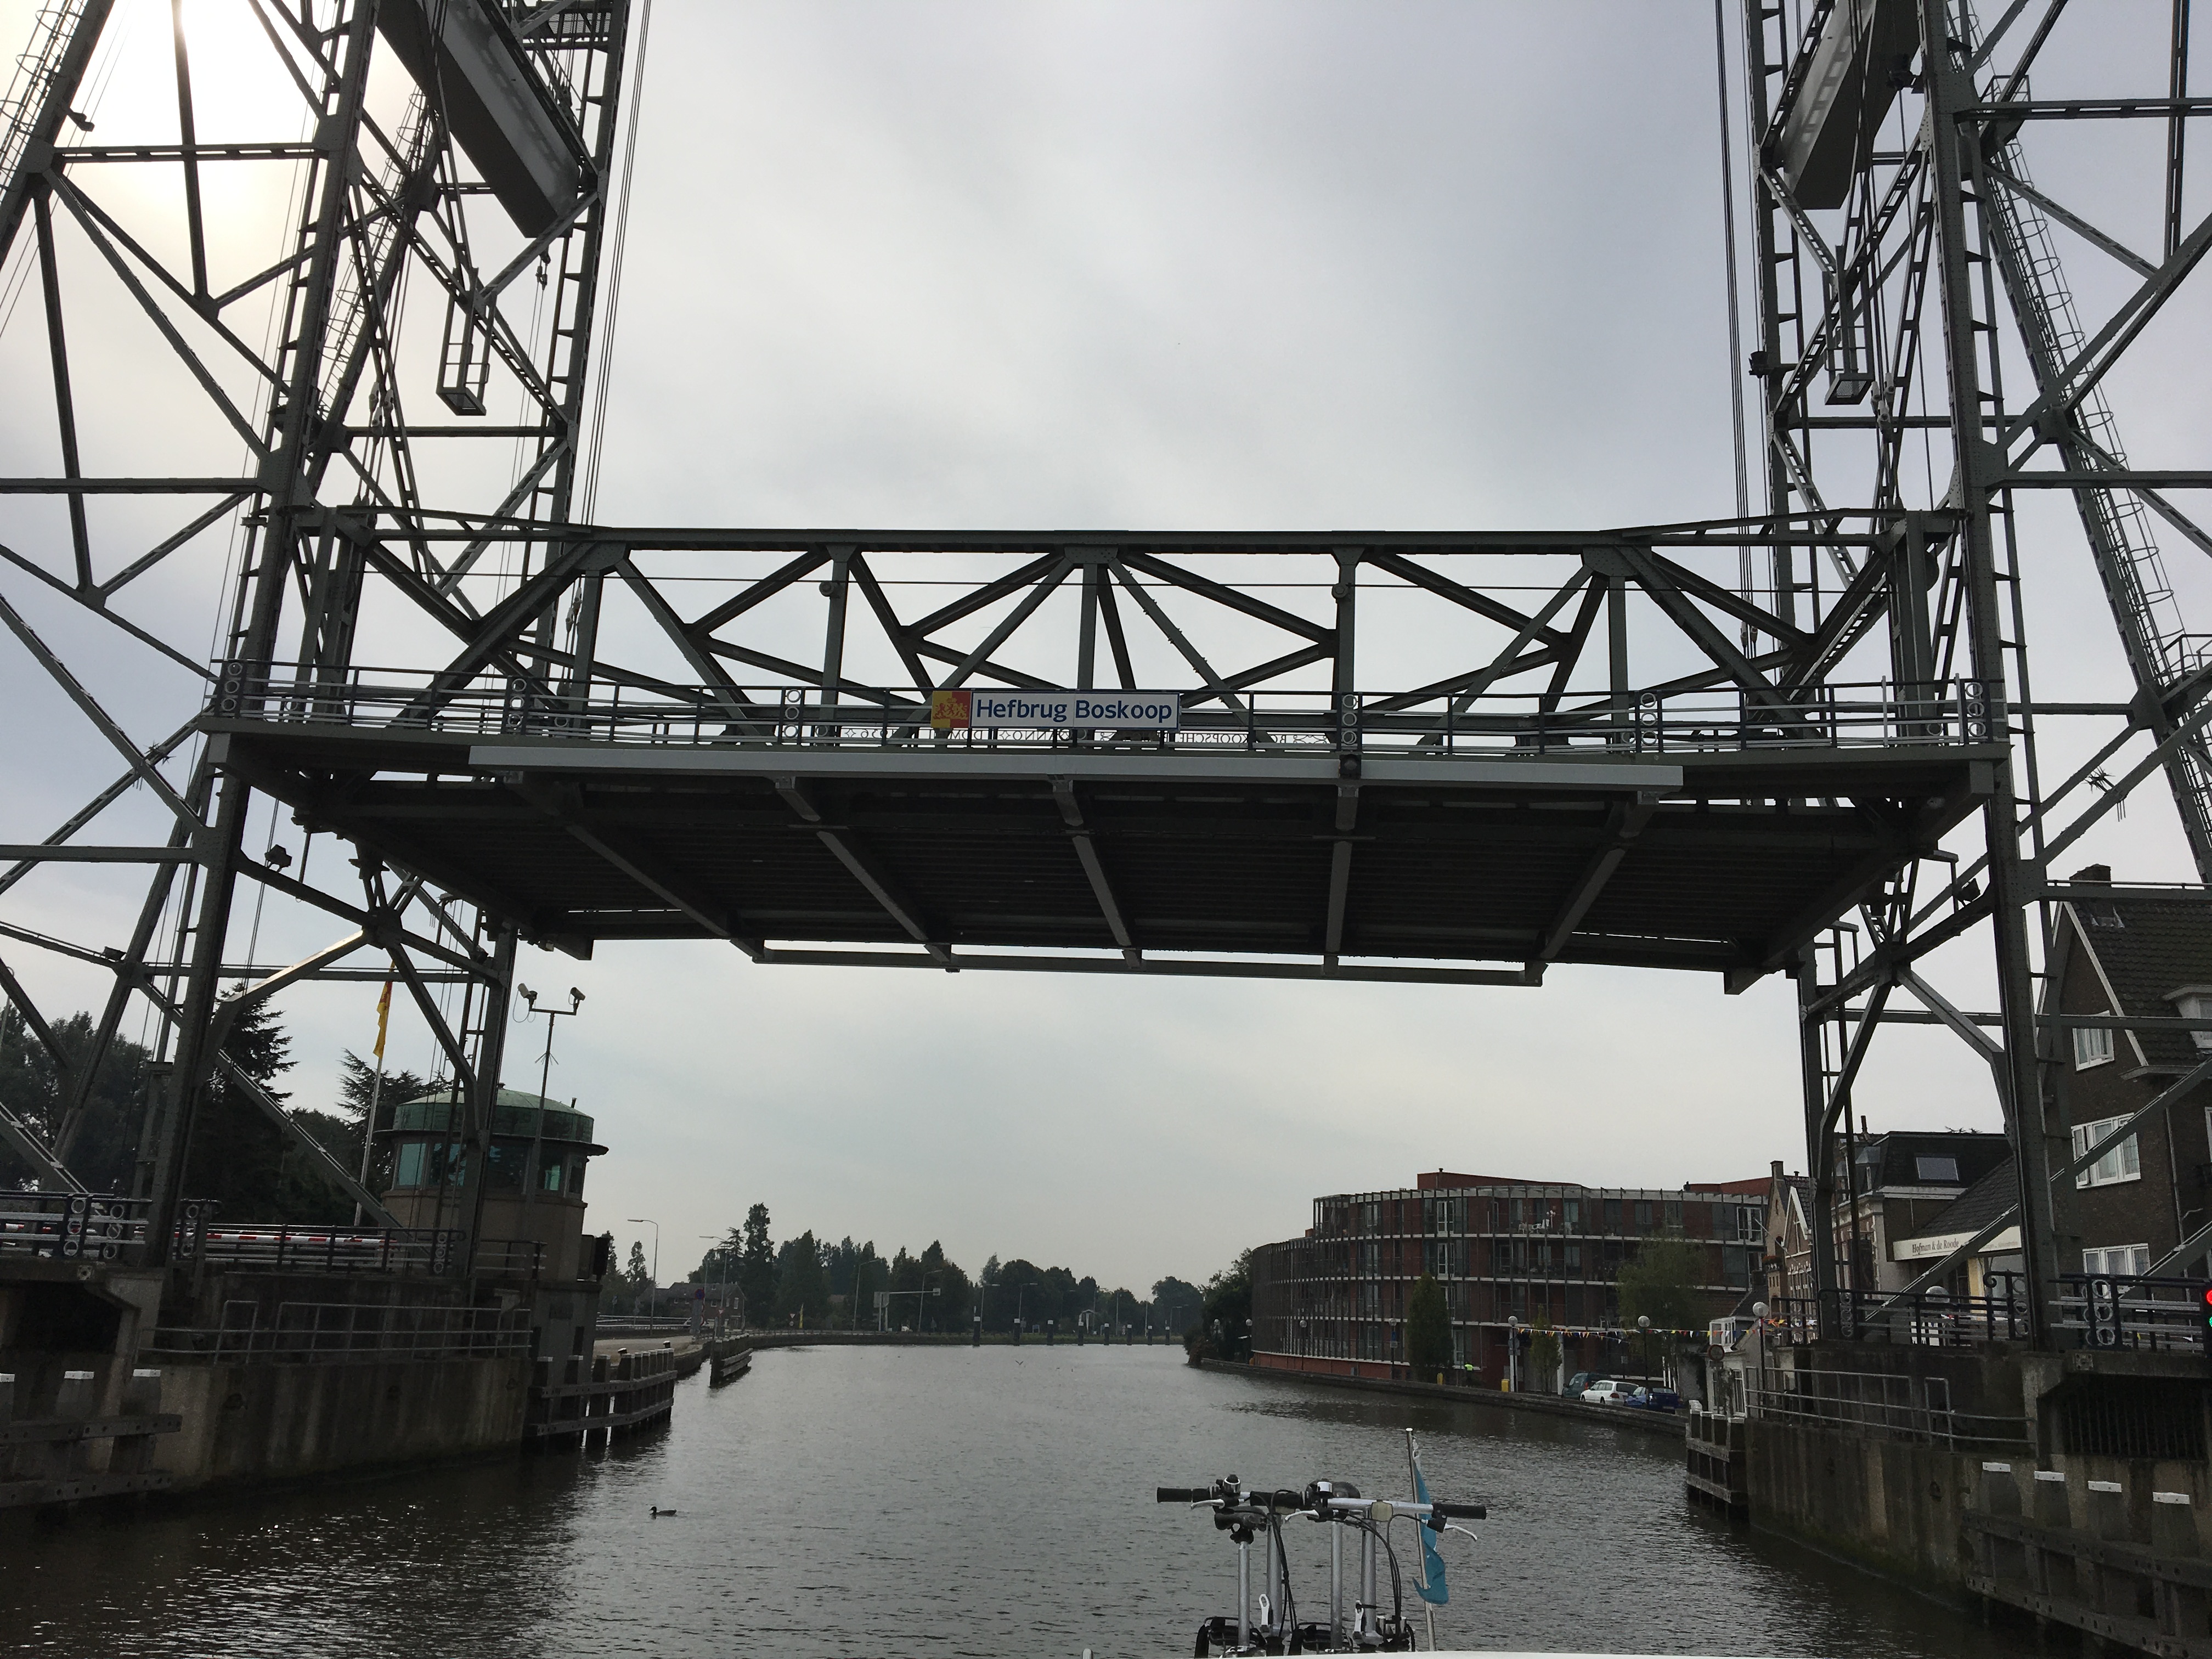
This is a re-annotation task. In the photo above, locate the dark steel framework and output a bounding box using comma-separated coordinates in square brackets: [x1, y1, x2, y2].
[0, 1, 2203, 1351]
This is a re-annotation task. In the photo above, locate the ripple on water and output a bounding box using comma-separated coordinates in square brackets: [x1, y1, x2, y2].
[0, 1347, 2040, 1658]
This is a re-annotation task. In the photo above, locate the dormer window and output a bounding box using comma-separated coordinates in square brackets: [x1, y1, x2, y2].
[1914, 1156, 1960, 1184]
[2073, 1017, 2115, 1070]
[2167, 987, 2212, 1054]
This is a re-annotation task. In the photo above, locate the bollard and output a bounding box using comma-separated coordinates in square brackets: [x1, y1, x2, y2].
[972, 1318, 981, 1348]
[1012, 1322, 1022, 1346]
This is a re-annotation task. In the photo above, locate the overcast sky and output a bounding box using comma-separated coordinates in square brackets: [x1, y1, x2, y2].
[1, 1, 2205, 1295]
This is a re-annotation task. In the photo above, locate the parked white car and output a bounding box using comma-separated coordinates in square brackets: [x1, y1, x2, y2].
[1581, 1380, 1639, 1405]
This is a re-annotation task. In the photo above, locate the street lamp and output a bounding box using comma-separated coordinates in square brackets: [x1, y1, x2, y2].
[700, 1235, 727, 1334]
[628, 1216, 659, 1315]
[1637, 1313, 1653, 1386]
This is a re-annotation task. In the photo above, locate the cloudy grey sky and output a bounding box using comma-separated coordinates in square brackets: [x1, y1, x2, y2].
[1, 1, 2204, 1295]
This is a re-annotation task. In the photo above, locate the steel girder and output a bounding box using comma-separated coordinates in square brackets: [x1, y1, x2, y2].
[1747, 0, 2212, 1344]
[0, 0, 635, 1258]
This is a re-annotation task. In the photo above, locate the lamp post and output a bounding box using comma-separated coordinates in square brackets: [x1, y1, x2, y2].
[628, 1216, 659, 1316]
[517, 985, 583, 1203]
[1637, 1313, 1653, 1387]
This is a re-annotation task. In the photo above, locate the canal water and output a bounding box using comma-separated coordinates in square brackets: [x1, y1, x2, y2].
[2, 1345, 2030, 1657]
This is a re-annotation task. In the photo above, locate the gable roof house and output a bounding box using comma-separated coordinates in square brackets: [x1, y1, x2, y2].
[2040, 867, 2212, 1282]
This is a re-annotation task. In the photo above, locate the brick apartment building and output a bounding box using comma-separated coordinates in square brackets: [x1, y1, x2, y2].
[1760, 868, 2212, 1319]
[2039, 868, 2212, 1281]
[1249, 1168, 1768, 1390]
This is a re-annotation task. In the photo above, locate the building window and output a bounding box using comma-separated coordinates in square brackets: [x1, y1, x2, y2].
[1564, 1199, 1581, 1229]
[1633, 1200, 1654, 1232]
[1914, 1156, 1960, 1184]
[2073, 1020, 2115, 1070]
[2171, 989, 2212, 1053]
[2082, 1244, 2149, 1278]
[1604, 1198, 1622, 1232]
[2072, 1117, 2142, 1188]
[1565, 1243, 1582, 1272]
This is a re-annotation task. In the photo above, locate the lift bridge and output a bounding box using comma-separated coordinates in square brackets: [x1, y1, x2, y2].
[0, 0, 2207, 1352]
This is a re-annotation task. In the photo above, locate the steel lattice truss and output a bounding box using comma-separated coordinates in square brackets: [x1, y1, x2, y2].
[0, 0, 2203, 1347]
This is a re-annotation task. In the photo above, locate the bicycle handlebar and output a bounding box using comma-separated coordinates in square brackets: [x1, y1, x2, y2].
[1157, 1484, 1483, 1520]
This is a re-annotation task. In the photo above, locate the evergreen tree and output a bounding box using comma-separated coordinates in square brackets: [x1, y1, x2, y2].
[1152, 1276, 1202, 1333]
[335, 1049, 435, 1194]
[183, 997, 360, 1223]
[737, 1202, 776, 1324]
[1406, 1273, 1452, 1374]
[625, 1239, 652, 1311]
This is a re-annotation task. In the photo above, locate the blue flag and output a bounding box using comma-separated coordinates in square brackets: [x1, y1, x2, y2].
[1411, 1455, 1449, 1606]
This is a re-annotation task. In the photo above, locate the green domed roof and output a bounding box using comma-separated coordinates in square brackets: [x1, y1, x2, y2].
[386, 1086, 595, 1144]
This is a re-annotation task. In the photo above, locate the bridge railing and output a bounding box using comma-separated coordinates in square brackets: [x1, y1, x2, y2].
[1756, 1275, 2204, 1352]
[219, 670, 1987, 759]
[1747, 1363, 2029, 1447]
[143, 1301, 532, 1365]
[1, 1192, 543, 1280]
[0, 1189, 199, 1263]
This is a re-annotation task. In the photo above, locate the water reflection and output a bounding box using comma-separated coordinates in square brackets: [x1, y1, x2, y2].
[1, 1346, 2038, 1657]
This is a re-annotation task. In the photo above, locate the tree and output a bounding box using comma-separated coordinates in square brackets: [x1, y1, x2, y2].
[1197, 1249, 1254, 1361]
[624, 1240, 652, 1312]
[1529, 1307, 1561, 1392]
[183, 997, 363, 1223]
[736, 1202, 776, 1324]
[775, 1229, 829, 1326]
[1617, 1234, 1705, 1382]
[992, 1257, 1043, 1331]
[1406, 1273, 1452, 1375]
[0, 1005, 150, 1193]
[1152, 1276, 1201, 1333]
[336, 1049, 434, 1193]
[920, 1240, 970, 1328]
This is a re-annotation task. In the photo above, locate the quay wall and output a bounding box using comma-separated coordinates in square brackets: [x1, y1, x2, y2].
[1743, 1417, 1984, 1589]
[1227, 1357, 1685, 1440]
[151, 1356, 532, 1491]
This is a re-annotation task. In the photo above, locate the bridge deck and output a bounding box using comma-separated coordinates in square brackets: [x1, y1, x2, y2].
[210, 720, 1999, 988]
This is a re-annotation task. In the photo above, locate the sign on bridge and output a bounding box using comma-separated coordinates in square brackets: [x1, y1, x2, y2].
[930, 690, 1182, 730]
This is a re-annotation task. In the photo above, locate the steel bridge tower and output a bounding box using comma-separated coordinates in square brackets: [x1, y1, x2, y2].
[0, 0, 2204, 1360]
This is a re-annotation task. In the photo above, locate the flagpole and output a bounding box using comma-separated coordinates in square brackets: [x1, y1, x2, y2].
[1407, 1429, 1437, 1651]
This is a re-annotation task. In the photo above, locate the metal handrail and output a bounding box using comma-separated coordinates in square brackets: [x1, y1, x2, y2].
[144, 1301, 531, 1365]
[216, 670, 1982, 759]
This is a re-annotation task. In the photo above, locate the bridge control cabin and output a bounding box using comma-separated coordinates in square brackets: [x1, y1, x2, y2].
[379, 1086, 607, 1283]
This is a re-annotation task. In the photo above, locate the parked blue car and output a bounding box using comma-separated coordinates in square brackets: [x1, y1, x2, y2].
[1622, 1387, 1684, 1412]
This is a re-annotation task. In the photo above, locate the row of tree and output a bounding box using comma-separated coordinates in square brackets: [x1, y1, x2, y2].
[0, 1000, 426, 1221]
[676, 1204, 1212, 1336]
